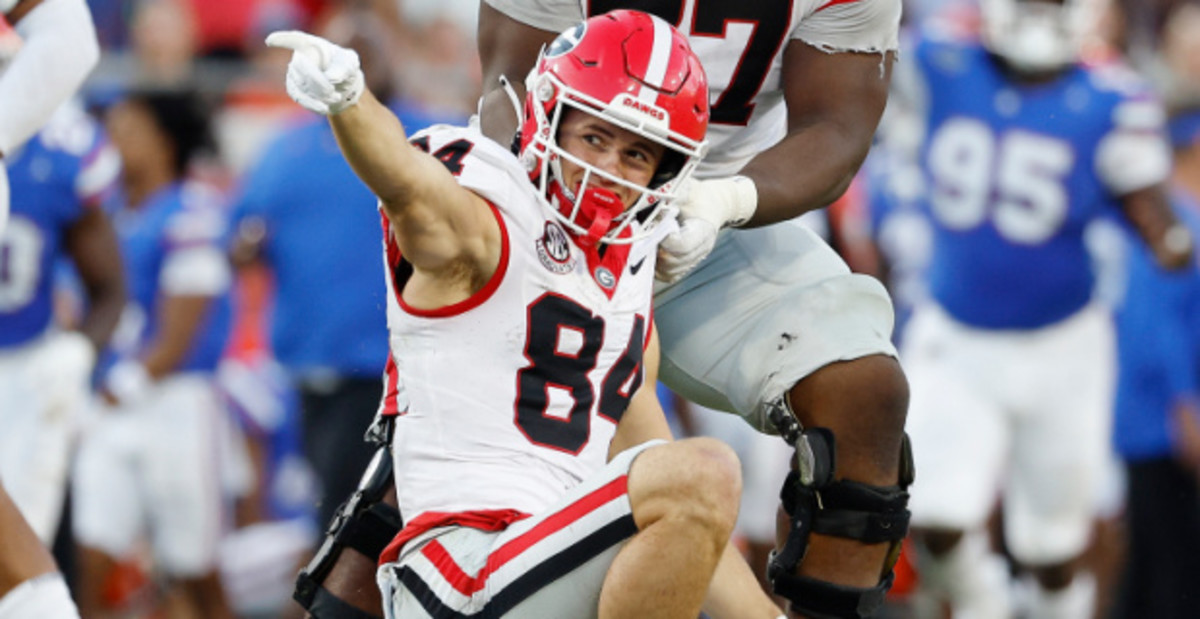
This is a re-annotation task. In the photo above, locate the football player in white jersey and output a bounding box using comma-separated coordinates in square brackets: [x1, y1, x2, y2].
[0, 2, 101, 619]
[891, 1, 1192, 617]
[476, 0, 914, 616]
[269, 10, 787, 617]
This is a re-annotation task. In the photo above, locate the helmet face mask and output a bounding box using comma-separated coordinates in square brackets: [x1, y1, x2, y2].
[518, 10, 709, 246]
[980, 0, 1098, 74]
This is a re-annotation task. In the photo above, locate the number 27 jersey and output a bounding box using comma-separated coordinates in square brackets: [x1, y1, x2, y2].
[382, 126, 661, 524]
[485, 0, 902, 178]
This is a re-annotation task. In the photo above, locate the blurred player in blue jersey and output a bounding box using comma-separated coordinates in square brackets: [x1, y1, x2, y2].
[893, 1, 1194, 617]
[70, 88, 236, 619]
[0, 0, 100, 235]
[0, 100, 123, 544]
[0, 2, 108, 617]
[1110, 108, 1200, 619]
[229, 6, 464, 536]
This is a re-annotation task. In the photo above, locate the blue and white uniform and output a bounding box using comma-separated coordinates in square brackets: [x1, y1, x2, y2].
[898, 23, 1170, 567]
[72, 179, 235, 577]
[0, 103, 118, 543]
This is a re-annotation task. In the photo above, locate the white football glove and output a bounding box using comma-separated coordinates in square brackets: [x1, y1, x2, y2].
[656, 175, 758, 284]
[28, 331, 96, 420]
[265, 30, 364, 116]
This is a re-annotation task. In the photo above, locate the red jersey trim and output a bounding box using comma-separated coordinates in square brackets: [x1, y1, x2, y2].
[815, 0, 865, 13]
[378, 475, 630, 594]
[393, 200, 511, 318]
[379, 354, 402, 417]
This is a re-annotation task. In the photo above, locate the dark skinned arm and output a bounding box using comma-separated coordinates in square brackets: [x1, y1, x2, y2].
[1120, 184, 1193, 271]
[740, 42, 893, 226]
[3, 0, 42, 25]
[63, 207, 125, 353]
[477, 3, 561, 145]
[140, 294, 215, 380]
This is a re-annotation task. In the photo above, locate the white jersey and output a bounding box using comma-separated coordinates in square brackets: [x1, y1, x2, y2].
[485, 0, 902, 177]
[383, 125, 662, 524]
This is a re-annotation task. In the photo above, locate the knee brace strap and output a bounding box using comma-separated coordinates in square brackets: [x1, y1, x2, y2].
[768, 431, 915, 618]
[294, 447, 402, 613]
[771, 571, 896, 619]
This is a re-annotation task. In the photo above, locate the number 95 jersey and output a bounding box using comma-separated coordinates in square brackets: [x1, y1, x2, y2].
[902, 29, 1170, 329]
[381, 126, 663, 525]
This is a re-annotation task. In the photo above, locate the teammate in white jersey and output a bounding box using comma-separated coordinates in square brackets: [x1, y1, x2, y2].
[269, 11, 786, 618]
[477, 0, 914, 616]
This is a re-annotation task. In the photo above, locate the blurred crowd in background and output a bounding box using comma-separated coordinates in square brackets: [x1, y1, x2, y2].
[4, 0, 1200, 617]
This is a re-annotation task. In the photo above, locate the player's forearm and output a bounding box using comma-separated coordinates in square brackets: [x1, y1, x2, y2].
[739, 123, 871, 227]
[76, 280, 124, 354]
[140, 295, 213, 378]
[1122, 184, 1193, 270]
[0, 0, 100, 155]
[328, 90, 426, 211]
[702, 542, 784, 618]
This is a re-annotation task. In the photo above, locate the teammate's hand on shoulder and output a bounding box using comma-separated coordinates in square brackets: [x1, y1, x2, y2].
[265, 30, 364, 116]
[656, 175, 757, 284]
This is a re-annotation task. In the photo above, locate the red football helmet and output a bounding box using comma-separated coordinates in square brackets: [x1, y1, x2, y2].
[518, 9, 709, 245]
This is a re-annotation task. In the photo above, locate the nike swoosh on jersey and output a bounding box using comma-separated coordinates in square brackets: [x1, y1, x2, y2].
[630, 258, 646, 275]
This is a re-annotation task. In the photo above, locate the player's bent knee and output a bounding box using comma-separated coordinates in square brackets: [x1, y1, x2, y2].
[767, 422, 915, 618]
[630, 438, 741, 531]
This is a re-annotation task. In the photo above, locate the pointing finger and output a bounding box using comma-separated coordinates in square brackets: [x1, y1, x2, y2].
[265, 30, 329, 67]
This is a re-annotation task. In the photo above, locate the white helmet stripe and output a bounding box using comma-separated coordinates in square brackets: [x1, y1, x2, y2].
[637, 16, 673, 102]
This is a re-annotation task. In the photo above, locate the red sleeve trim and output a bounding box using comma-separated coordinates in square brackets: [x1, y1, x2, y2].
[396, 200, 510, 318]
[815, 0, 864, 13]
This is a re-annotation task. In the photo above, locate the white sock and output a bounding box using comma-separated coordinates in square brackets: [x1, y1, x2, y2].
[918, 529, 1012, 619]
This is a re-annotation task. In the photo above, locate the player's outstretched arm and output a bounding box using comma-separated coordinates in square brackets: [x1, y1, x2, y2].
[267, 30, 499, 281]
[0, 0, 100, 157]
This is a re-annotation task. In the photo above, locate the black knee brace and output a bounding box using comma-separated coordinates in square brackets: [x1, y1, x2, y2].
[294, 443, 403, 618]
[765, 402, 915, 618]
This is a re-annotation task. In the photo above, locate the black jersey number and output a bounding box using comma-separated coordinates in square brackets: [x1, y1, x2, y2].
[586, 0, 791, 125]
[410, 137, 473, 175]
[515, 295, 645, 453]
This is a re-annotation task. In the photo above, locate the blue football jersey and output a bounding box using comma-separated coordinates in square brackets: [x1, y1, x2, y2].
[111, 180, 232, 372]
[910, 31, 1166, 329]
[0, 105, 119, 347]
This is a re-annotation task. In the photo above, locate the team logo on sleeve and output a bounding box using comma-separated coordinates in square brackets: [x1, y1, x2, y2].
[537, 222, 574, 274]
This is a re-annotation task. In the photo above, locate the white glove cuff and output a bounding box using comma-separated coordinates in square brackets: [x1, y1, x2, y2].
[330, 71, 364, 115]
[106, 360, 152, 407]
[719, 175, 758, 228]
